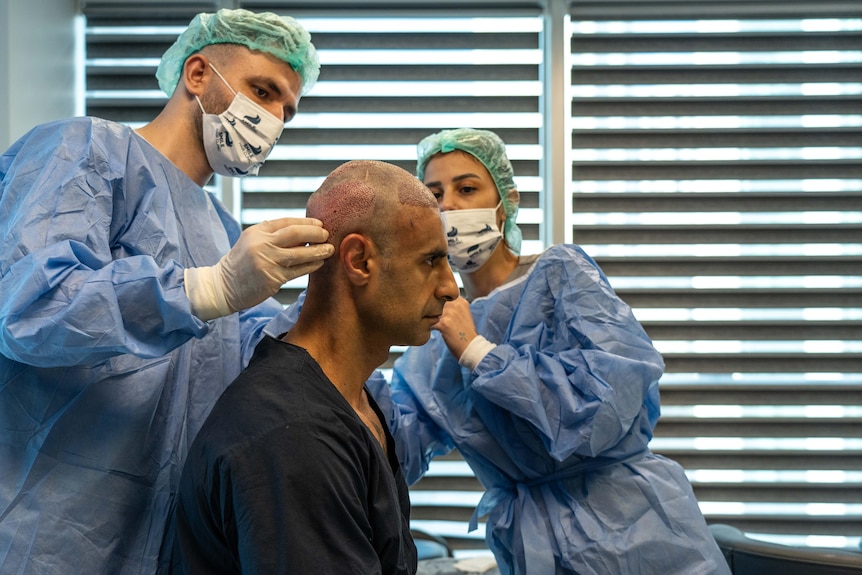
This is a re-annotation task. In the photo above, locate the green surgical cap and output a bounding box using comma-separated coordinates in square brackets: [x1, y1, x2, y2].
[156, 8, 320, 97]
[417, 128, 522, 254]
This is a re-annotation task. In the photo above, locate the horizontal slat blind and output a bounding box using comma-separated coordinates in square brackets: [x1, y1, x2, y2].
[81, 0, 862, 557]
[258, 7, 544, 554]
[568, 0, 862, 549]
[82, 2, 543, 556]
[238, 5, 544, 307]
[84, 3, 545, 304]
[84, 6, 216, 123]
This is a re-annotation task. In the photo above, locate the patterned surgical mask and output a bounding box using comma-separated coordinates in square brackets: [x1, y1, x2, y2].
[196, 64, 284, 177]
[441, 202, 503, 273]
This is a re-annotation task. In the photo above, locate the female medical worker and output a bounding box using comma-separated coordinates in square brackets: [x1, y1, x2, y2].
[367, 128, 731, 575]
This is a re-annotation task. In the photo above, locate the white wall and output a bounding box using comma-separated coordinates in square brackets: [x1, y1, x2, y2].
[0, 0, 77, 150]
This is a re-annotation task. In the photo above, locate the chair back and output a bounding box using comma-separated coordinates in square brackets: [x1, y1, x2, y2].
[710, 524, 862, 575]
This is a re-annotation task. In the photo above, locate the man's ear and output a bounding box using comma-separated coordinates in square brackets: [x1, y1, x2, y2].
[340, 233, 374, 286]
[180, 53, 210, 98]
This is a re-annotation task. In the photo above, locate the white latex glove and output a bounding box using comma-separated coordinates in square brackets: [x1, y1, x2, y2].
[185, 217, 334, 321]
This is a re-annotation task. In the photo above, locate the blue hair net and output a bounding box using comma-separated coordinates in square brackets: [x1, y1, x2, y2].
[417, 128, 522, 254]
[156, 8, 320, 97]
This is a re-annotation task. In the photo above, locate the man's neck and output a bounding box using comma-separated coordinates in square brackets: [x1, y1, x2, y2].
[283, 309, 392, 453]
[135, 102, 213, 187]
[282, 312, 386, 409]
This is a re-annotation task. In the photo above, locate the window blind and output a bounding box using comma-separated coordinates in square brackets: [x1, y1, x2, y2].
[237, 4, 545, 309]
[568, 0, 862, 549]
[82, 1, 543, 555]
[81, 0, 862, 557]
[83, 1, 545, 299]
[261, 6, 544, 553]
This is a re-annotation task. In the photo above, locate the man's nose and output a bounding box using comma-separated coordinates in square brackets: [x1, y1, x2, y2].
[438, 263, 460, 302]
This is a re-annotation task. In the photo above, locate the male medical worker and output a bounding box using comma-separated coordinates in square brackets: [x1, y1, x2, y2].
[0, 9, 332, 574]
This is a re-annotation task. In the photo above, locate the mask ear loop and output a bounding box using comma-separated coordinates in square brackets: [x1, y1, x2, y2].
[494, 199, 505, 229]
[194, 63, 237, 115]
[208, 63, 237, 97]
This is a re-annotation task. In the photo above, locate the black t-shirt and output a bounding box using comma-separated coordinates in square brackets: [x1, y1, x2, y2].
[166, 336, 417, 575]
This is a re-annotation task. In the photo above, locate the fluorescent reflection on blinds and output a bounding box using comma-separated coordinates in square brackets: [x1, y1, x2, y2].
[572, 85, 862, 97]
[574, 19, 862, 34]
[81, 0, 860, 554]
[573, 50, 862, 65]
[569, 3, 861, 548]
[241, 11, 546, 285]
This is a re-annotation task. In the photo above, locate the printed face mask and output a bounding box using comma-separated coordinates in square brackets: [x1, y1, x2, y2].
[441, 203, 503, 273]
[196, 64, 285, 177]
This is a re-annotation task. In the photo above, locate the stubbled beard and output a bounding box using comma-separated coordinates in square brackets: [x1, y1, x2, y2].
[194, 89, 233, 142]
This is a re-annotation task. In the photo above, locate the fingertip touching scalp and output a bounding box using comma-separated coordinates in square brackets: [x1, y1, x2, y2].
[156, 8, 320, 97]
[416, 128, 522, 254]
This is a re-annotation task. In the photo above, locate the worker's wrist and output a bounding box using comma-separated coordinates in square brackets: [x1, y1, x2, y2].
[184, 265, 232, 322]
[458, 335, 496, 371]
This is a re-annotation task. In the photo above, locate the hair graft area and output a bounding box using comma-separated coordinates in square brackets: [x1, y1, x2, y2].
[307, 179, 375, 243]
[307, 160, 440, 266]
[398, 179, 437, 209]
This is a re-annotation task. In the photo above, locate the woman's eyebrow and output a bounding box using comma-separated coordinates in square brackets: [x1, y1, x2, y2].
[425, 173, 483, 188]
[452, 173, 482, 182]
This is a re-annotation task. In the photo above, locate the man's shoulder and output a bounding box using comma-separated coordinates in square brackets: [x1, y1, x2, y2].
[34, 116, 129, 138]
[4, 116, 128, 154]
[1, 117, 136, 182]
[195, 341, 331, 445]
[13, 117, 134, 162]
[196, 342, 373, 463]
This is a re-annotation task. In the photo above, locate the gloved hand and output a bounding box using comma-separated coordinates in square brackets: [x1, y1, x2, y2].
[185, 217, 334, 321]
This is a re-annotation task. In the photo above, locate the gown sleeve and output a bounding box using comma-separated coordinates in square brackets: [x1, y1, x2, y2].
[469, 244, 665, 461]
[209, 199, 285, 368]
[0, 121, 209, 367]
[236, 299, 285, 368]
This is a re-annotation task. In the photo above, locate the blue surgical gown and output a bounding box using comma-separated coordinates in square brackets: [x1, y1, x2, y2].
[368, 245, 730, 575]
[0, 118, 282, 574]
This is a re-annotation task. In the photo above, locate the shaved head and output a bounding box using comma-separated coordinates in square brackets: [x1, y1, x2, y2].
[286, 160, 459, 391]
[307, 160, 438, 262]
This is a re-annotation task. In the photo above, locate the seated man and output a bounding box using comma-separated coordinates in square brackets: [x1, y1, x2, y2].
[163, 160, 460, 575]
